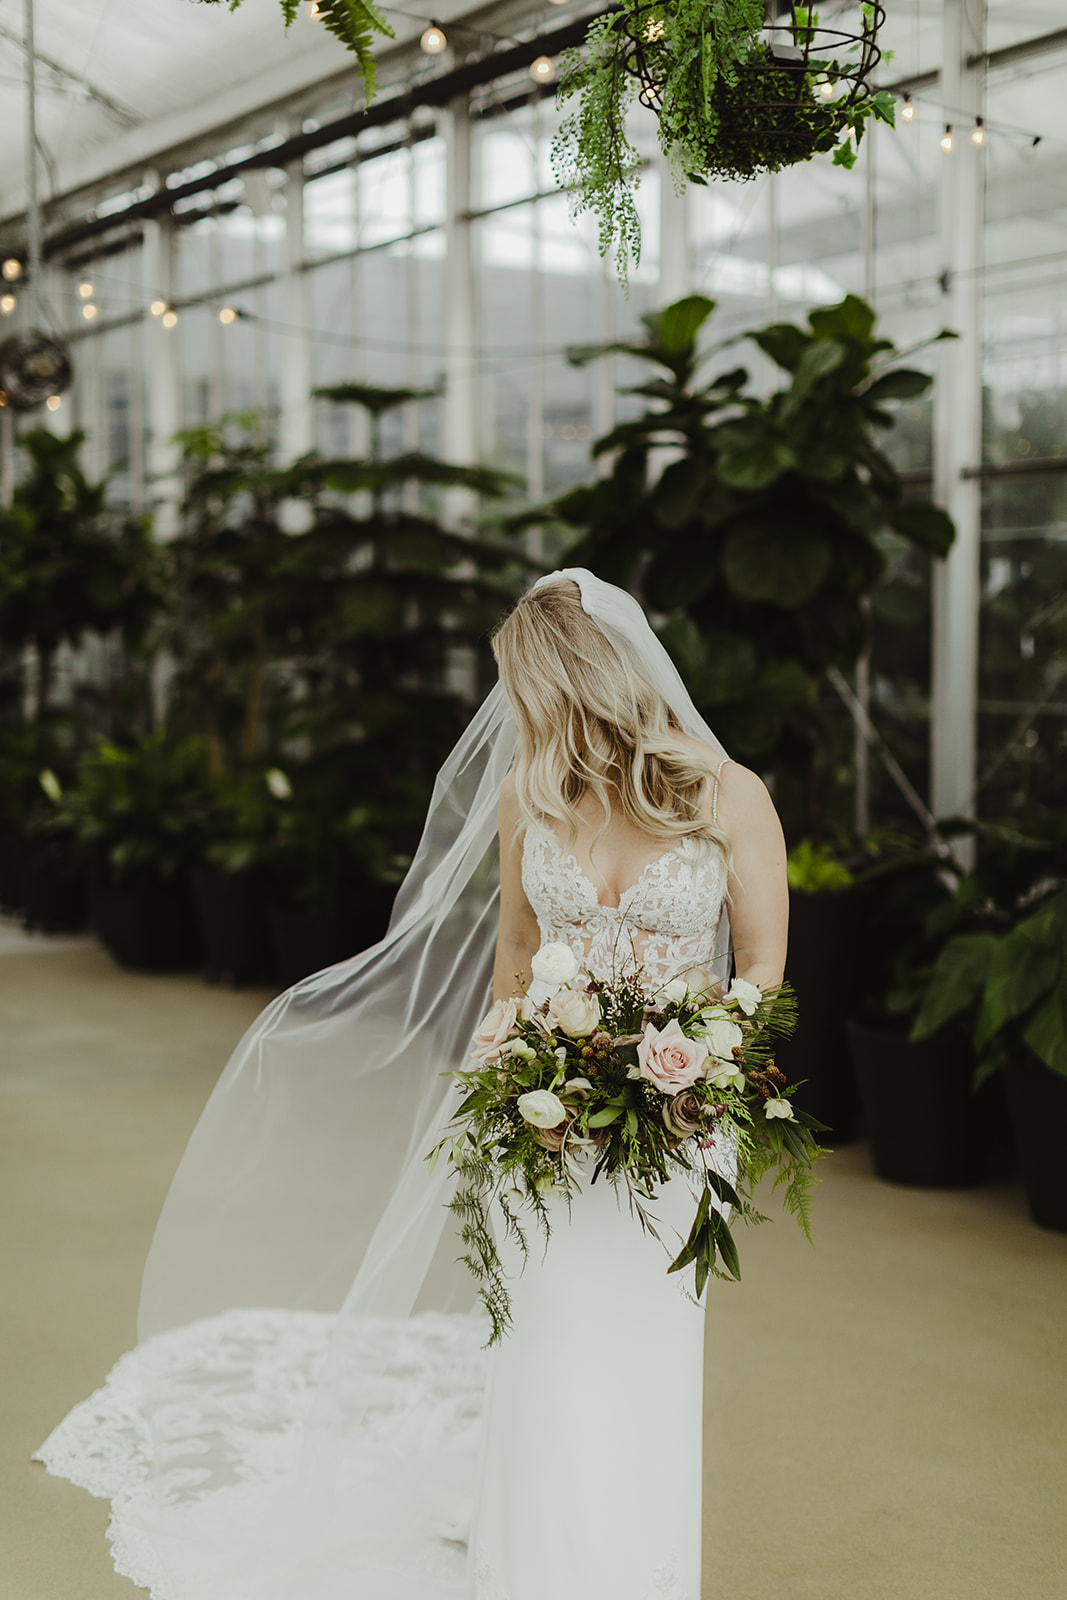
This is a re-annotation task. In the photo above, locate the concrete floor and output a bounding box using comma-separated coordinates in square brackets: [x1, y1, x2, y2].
[2, 933, 1066, 1600]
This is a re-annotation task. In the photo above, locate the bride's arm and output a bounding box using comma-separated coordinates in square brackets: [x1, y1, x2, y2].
[715, 763, 789, 991]
[493, 775, 541, 1001]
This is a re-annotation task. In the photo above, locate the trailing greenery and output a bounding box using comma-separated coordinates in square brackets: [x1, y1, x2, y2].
[202, 0, 393, 96]
[786, 839, 854, 894]
[511, 293, 955, 807]
[553, 2, 894, 282]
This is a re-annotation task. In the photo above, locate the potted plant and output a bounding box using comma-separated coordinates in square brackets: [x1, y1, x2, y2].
[772, 840, 859, 1142]
[842, 836, 997, 1187]
[553, 2, 893, 279]
[57, 734, 213, 970]
[909, 818, 1067, 1227]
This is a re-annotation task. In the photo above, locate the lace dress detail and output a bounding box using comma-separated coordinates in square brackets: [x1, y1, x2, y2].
[521, 825, 728, 986]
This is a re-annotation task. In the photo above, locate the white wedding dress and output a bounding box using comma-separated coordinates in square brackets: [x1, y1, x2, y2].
[36, 823, 733, 1600]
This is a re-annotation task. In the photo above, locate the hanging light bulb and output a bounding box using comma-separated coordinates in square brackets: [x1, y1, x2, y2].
[940, 125, 954, 152]
[1, 258, 20, 281]
[529, 55, 554, 84]
[46, 395, 62, 412]
[161, 310, 179, 328]
[970, 117, 985, 147]
[82, 302, 98, 321]
[817, 77, 835, 101]
[420, 23, 447, 55]
[78, 279, 94, 299]
[218, 306, 238, 324]
[0, 293, 15, 315]
[901, 94, 915, 123]
[306, 0, 322, 17]
[150, 298, 167, 316]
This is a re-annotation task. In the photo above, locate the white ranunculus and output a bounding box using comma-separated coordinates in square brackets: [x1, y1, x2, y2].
[517, 1089, 567, 1129]
[658, 976, 691, 1004]
[530, 942, 581, 990]
[764, 1096, 795, 1120]
[547, 987, 602, 1039]
[265, 767, 293, 800]
[706, 1061, 739, 1091]
[726, 978, 762, 1016]
[700, 1016, 744, 1061]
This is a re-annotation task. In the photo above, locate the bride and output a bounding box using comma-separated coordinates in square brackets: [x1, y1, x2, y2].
[37, 568, 787, 1600]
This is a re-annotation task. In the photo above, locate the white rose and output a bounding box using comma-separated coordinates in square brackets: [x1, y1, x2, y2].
[547, 988, 602, 1038]
[530, 942, 581, 990]
[518, 1089, 567, 1129]
[726, 978, 762, 1016]
[700, 1016, 744, 1061]
[658, 976, 691, 1004]
[764, 1096, 795, 1120]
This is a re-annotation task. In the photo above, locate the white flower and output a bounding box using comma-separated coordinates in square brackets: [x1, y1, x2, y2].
[658, 976, 691, 1004]
[530, 942, 581, 990]
[518, 1089, 567, 1129]
[731, 1072, 746, 1092]
[546, 988, 602, 1038]
[700, 1016, 744, 1061]
[706, 1061, 739, 1091]
[764, 1096, 795, 1120]
[38, 768, 62, 802]
[265, 767, 293, 800]
[726, 978, 762, 1016]
[502, 1039, 537, 1061]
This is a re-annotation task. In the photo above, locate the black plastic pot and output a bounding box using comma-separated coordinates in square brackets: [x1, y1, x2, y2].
[18, 836, 86, 932]
[269, 883, 394, 988]
[847, 1022, 988, 1187]
[92, 877, 204, 971]
[192, 867, 277, 986]
[773, 889, 861, 1143]
[1004, 1059, 1067, 1232]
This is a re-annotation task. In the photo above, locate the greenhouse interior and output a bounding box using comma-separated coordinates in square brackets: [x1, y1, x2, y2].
[1, 2, 1065, 1598]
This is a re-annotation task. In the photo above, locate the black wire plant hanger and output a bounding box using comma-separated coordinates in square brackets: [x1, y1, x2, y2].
[552, 1, 893, 284]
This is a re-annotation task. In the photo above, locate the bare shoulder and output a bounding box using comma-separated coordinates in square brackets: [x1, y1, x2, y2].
[715, 760, 785, 854]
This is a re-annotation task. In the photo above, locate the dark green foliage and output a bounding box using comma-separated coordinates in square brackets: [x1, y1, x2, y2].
[0, 429, 163, 721]
[516, 294, 955, 782]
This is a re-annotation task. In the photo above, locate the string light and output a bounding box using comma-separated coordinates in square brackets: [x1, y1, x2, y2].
[0, 293, 15, 315]
[941, 124, 954, 152]
[218, 306, 238, 324]
[420, 23, 447, 54]
[817, 78, 835, 101]
[78, 280, 94, 298]
[82, 302, 98, 321]
[306, 0, 322, 16]
[971, 117, 985, 147]
[1, 258, 20, 281]
[150, 298, 167, 316]
[901, 94, 915, 122]
[46, 395, 62, 411]
[529, 54, 553, 83]
[161, 310, 179, 328]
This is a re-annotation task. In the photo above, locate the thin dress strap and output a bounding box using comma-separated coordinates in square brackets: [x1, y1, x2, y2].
[711, 756, 733, 825]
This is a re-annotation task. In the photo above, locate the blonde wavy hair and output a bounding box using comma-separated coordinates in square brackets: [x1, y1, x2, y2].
[492, 579, 731, 870]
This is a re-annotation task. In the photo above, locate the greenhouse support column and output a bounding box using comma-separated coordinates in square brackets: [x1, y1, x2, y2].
[443, 94, 477, 530]
[931, 0, 986, 835]
[143, 199, 181, 539]
[280, 158, 313, 466]
[658, 159, 689, 305]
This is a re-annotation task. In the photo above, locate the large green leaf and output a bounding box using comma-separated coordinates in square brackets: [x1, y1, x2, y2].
[781, 339, 847, 418]
[716, 427, 797, 490]
[864, 368, 932, 403]
[1022, 983, 1067, 1079]
[809, 295, 877, 344]
[658, 296, 716, 354]
[911, 933, 998, 1041]
[750, 323, 808, 374]
[975, 898, 1066, 1049]
[652, 457, 713, 530]
[721, 522, 831, 607]
[885, 502, 956, 557]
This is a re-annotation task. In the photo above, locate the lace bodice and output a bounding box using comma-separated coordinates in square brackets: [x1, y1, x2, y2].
[521, 826, 728, 987]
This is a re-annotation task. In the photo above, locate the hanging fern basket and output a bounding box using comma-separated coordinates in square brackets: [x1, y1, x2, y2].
[553, 1, 894, 281]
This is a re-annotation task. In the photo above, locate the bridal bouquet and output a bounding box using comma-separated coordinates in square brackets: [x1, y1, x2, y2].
[431, 942, 827, 1342]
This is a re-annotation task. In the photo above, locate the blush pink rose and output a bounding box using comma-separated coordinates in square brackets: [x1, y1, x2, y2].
[636, 1018, 708, 1095]
[471, 997, 519, 1061]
